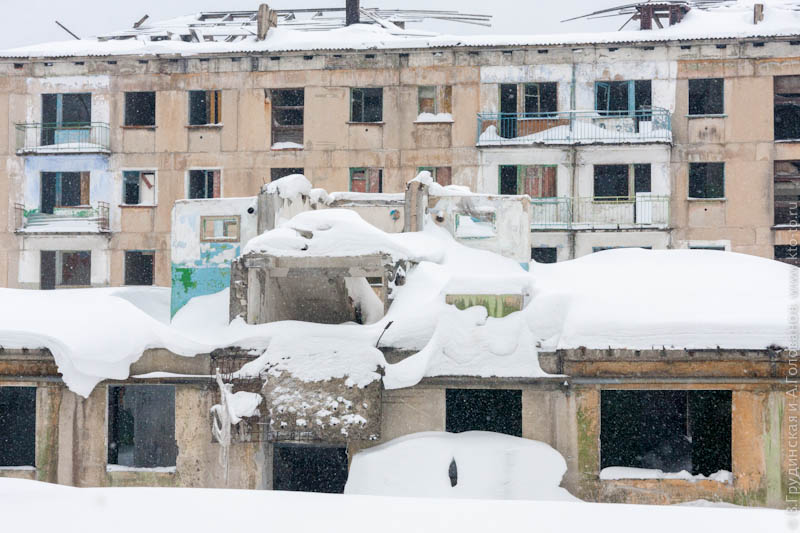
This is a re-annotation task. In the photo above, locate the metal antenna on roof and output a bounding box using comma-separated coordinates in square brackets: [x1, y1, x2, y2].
[133, 15, 150, 29]
[55, 21, 80, 40]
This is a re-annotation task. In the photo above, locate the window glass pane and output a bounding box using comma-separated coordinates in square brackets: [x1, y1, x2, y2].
[531, 247, 557, 263]
[60, 172, 82, 206]
[108, 385, 176, 468]
[125, 92, 156, 126]
[634, 164, 652, 193]
[0, 387, 36, 467]
[594, 165, 629, 197]
[59, 251, 91, 286]
[124, 251, 154, 285]
[689, 163, 725, 198]
[188, 91, 207, 125]
[689, 78, 724, 115]
[418, 86, 436, 114]
[775, 75, 800, 140]
[62, 93, 91, 125]
[123, 171, 141, 205]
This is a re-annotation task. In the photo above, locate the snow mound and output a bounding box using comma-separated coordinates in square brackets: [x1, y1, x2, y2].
[265, 174, 312, 199]
[345, 431, 578, 501]
[527, 248, 800, 350]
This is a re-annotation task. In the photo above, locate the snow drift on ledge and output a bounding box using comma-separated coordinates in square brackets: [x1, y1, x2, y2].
[0, 477, 784, 533]
[1, 207, 797, 397]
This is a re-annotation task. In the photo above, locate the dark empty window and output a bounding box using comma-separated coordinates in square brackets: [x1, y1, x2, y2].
[524, 82, 558, 115]
[596, 80, 651, 115]
[446, 389, 522, 436]
[41, 250, 90, 288]
[688, 78, 724, 115]
[271, 89, 304, 145]
[775, 161, 800, 225]
[601, 390, 731, 476]
[123, 170, 156, 205]
[0, 387, 36, 467]
[351, 88, 383, 123]
[41, 172, 90, 214]
[125, 91, 156, 126]
[108, 385, 177, 468]
[689, 163, 725, 199]
[41, 93, 91, 146]
[776, 245, 800, 267]
[125, 251, 154, 286]
[273, 444, 348, 493]
[350, 168, 382, 193]
[594, 165, 629, 198]
[271, 168, 304, 181]
[188, 90, 221, 125]
[531, 247, 558, 263]
[188, 169, 220, 199]
[775, 76, 800, 141]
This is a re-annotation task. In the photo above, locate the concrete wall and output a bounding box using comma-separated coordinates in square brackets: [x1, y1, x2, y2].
[170, 197, 259, 316]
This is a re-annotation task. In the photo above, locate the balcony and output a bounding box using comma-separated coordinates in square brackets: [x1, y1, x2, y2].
[476, 108, 671, 146]
[15, 123, 111, 155]
[530, 195, 669, 230]
[14, 202, 110, 234]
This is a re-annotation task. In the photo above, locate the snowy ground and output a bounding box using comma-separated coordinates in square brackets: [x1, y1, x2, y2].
[0, 478, 787, 533]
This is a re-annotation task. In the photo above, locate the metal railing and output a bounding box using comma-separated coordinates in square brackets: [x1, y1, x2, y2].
[476, 108, 671, 145]
[530, 195, 669, 229]
[15, 122, 111, 154]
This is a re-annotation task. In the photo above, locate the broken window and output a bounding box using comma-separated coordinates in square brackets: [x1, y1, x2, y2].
[595, 80, 651, 115]
[40, 171, 90, 214]
[270, 89, 304, 145]
[122, 170, 156, 205]
[350, 88, 383, 122]
[188, 169, 220, 199]
[273, 444, 348, 493]
[188, 90, 221, 125]
[350, 168, 382, 193]
[271, 168, 304, 181]
[775, 161, 800, 225]
[775, 245, 800, 267]
[531, 247, 558, 263]
[124, 251, 154, 286]
[593, 164, 651, 199]
[0, 387, 36, 467]
[417, 166, 452, 186]
[446, 389, 522, 436]
[523, 82, 558, 115]
[689, 162, 725, 199]
[417, 85, 452, 115]
[600, 390, 731, 476]
[41, 93, 91, 145]
[40, 250, 91, 289]
[200, 216, 240, 242]
[688, 78, 724, 115]
[775, 76, 800, 141]
[107, 385, 177, 468]
[124, 91, 156, 127]
[499, 165, 557, 197]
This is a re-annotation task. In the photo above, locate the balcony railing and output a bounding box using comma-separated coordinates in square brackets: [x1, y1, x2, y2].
[14, 201, 110, 233]
[15, 122, 111, 155]
[530, 195, 669, 229]
[477, 108, 671, 146]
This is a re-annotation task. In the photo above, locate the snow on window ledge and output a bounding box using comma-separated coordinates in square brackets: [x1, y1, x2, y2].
[106, 465, 176, 473]
[600, 466, 733, 484]
[414, 112, 454, 124]
[0, 465, 36, 471]
[271, 142, 304, 150]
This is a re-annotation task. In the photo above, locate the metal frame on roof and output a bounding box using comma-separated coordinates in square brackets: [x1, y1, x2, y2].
[97, 7, 492, 43]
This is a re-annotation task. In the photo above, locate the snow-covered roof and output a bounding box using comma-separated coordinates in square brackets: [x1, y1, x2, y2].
[2, 1, 799, 59]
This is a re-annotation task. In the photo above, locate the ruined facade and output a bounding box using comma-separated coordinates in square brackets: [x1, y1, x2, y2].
[0, 6, 799, 288]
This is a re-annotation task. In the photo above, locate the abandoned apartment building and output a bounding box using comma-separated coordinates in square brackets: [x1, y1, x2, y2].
[0, 1, 797, 289]
[0, 173, 792, 509]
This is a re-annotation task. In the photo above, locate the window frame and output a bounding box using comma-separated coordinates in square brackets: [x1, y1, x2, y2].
[350, 87, 383, 123]
[124, 91, 156, 127]
[187, 168, 222, 199]
[593, 163, 652, 201]
[123, 250, 155, 286]
[55, 250, 91, 288]
[417, 166, 452, 186]
[349, 167, 383, 193]
[200, 215, 241, 243]
[121, 169, 157, 206]
[688, 162, 725, 200]
[188, 89, 222, 126]
[688, 78, 724, 116]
